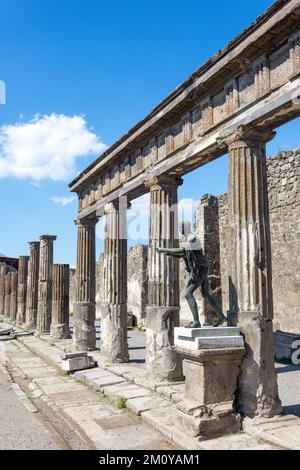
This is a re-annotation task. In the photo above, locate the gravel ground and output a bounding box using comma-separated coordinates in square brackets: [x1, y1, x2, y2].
[0, 368, 65, 450]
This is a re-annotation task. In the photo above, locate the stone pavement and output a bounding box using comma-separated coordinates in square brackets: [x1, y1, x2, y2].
[6, 331, 300, 450]
[0, 340, 176, 450]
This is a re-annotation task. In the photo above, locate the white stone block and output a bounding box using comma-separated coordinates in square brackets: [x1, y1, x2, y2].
[62, 355, 95, 372]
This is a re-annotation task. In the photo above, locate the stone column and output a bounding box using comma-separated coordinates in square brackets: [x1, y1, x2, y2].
[74, 216, 97, 350]
[144, 175, 183, 381]
[50, 264, 70, 340]
[36, 235, 57, 334]
[25, 241, 40, 329]
[4, 272, 12, 321]
[16, 256, 29, 325]
[0, 264, 10, 319]
[218, 124, 282, 418]
[100, 199, 129, 362]
[9, 271, 18, 323]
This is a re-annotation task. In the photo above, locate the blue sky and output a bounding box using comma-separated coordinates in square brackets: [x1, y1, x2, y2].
[0, 0, 299, 266]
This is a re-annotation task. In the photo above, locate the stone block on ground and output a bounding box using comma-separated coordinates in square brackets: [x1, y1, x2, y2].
[103, 382, 153, 401]
[141, 404, 177, 441]
[127, 395, 171, 416]
[62, 354, 95, 372]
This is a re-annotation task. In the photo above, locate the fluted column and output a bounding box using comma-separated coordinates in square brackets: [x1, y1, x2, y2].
[50, 264, 70, 340]
[144, 175, 183, 380]
[100, 199, 129, 362]
[16, 256, 29, 325]
[36, 235, 57, 334]
[219, 124, 282, 418]
[25, 241, 40, 329]
[0, 264, 10, 319]
[74, 216, 97, 350]
[10, 271, 18, 323]
[4, 272, 12, 320]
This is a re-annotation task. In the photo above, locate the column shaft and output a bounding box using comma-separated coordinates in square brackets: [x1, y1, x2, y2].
[36, 235, 57, 333]
[74, 216, 97, 350]
[51, 264, 70, 340]
[16, 256, 29, 325]
[4, 272, 12, 320]
[101, 200, 129, 362]
[9, 271, 18, 323]
[25, 242, 40, 329]
[219, 125, 282, 418]
[145, 175, 183, 381]
[0, 264, 10, 318]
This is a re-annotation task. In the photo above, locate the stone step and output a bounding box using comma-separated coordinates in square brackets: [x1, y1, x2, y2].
[175, 335, 244, 350]
[175, 326, 240, 339]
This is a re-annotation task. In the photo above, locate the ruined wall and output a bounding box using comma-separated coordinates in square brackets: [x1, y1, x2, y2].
[219, 149, 300, 334]
[127, 245, 148, 325]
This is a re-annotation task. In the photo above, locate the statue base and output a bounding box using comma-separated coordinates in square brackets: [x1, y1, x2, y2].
[175, 327, 245, 440]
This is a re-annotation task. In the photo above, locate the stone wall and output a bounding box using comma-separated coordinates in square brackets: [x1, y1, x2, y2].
[127, 245, 148, 325]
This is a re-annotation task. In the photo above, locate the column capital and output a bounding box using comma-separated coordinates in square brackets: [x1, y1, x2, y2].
[39, 234, 57, 242]
[74, 215, 98, 228]
[217, 125, 276, 150]
[144, 174, 183, 190]
[104, 198, 131, 214]
[28, 241, 40, 250]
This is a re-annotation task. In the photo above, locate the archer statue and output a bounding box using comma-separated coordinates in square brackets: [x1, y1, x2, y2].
[156, 221, 227, 328]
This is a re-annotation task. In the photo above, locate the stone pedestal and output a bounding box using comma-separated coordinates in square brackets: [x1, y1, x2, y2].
[16, 256, 29, 325]
[36, 235, 57, 334]
[50, 264, 70, 340]
[219, 125, 282, 418]
[0, 264, 10, 319]
[174, 327, 245, 440]
[74, 217, 97, 350]
[9, 271, 18, 323]
[100, 200, 129, 363]
[145, 176, 183, 380]
[26, 241, 40, 329]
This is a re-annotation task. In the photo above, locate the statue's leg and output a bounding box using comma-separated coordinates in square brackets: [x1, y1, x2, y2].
[185, 278, 201, 328]
[201, 277, 227, 326]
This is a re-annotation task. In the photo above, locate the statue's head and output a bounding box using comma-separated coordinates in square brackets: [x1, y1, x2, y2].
[179, 220, 192, 237]
[186, 233, 202, 250]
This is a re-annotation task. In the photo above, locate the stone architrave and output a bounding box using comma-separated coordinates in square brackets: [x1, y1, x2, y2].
[4, 272, 12, 321]
[144, 175, 183, 381]
[100, 199, 129, 363]
[50, 264, 70, 340]
[25, 241, 40, 329]
[218, 124, 282, 418]
[16, 256, 29, 325]
[0, 264, 10, 319]
[9, 271, 18, 323]
[36, 235, 57, 334]
[73, 216, 97, 350]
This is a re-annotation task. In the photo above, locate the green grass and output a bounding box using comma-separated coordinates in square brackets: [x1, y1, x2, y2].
[69, 311, 73, 317]
[117, 396, 127, 409]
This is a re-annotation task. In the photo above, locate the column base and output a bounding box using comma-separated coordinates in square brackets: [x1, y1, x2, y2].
[146, 305, 182, 381]
[236, 311, 282, 418]
[50, 323, 71, 340]
[100, 304, 129, 363]
[25, 309, 37, 330]
[73, 302, 96, 351]
[175, 346, 245, 440]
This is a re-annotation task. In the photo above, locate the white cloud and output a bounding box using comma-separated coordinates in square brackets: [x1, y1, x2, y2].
[51, 195, 75, 206]
[0, 113, 107, 181]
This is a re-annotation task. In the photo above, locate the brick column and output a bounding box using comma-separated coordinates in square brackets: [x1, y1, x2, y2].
[144, 175, 183, 380]
[16, 256, 29, 325]
[100, 199, 129, 362]
[50, 264, 70, 340]
[219, 124, 282, 418]
[25, 241, 40, 329]
[36, 235, 57, 334]
[74, 216, 97, 350]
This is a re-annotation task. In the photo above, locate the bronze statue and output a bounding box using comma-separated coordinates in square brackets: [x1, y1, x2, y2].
[156, 221, 227, 328]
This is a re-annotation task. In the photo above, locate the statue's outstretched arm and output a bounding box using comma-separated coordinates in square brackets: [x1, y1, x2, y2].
[156, 247, 185, 257]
